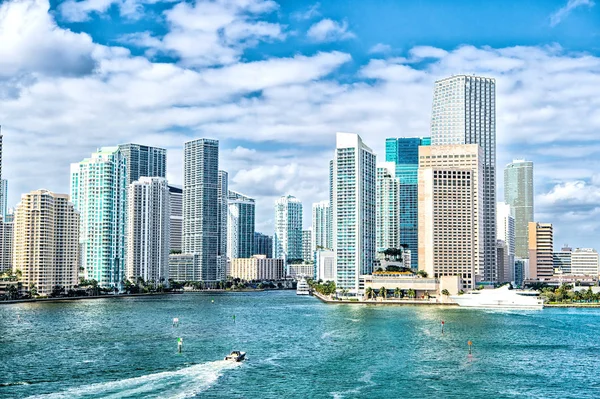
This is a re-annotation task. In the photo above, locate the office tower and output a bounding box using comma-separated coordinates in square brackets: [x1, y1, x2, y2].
[0, 126, 2, 183]
[227, 191, 255, 259]
[126, 177, 170, 286]
[254, 232, 273, 258]
[13, 190, 79, 296]
[332, 132, 376, 293]
[0, 218, 13, 273]
[217, 171, 228, 281]
[418, 144, 483, 290]
[302, 229, 312, 263]
[71, 147, 127, 288]
[504, 160, 534, 259]
[431, 75, 497, 282]
[274, 195, 303, 261]
[312, 200, 332, 252]
[315, 249, 335, 281]
[514, 258, 527, 287]
[496, 240, 510, 284]
[497, 202, 515, 282]
[528, 222, 553, 280]
[376, 162, 400, 254]
[230, 255, 285, 281]
[385, 137, 430, 269]
[118, 143, 167, 185]
[168, 185, 183, 252]
[0, 179, 7, 219]
[553, 245, 572, 274]
[168, 253, 199, 282]
[570, 248, 599, 276]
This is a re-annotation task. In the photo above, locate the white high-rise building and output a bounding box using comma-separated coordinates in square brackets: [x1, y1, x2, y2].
[571, 248, 599, 276]
[0, 218, 13, 273]
[376, 162, 400, 254]
[332, 132, 376, 293]
[217, 170, 228, 281]
[183, 138, 219, 282]
[126, 177, 170, 286]
[0, 179, 7, 219]
[418, 144, 483, 290]
[274, 195, 303, 261]
[168, 185, 183, 253]
[311, 200, 332, 252]
[497, 202, 515, 282]
[315, 249, 335, 281]
[227, 191, 255, 259]
[431, 75, 497, 282]
[302, 229, 312, 263]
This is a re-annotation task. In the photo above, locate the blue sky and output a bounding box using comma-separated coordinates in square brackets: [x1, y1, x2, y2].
[1, 0, 599, 249]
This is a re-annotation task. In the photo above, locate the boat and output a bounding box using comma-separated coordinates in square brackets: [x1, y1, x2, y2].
[450, 285, 544, 309]
[224, 350, 246, 362]
[296, 277, 310, 295]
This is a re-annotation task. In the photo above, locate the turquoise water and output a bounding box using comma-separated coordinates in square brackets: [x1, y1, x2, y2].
[1, 291, 599, 399]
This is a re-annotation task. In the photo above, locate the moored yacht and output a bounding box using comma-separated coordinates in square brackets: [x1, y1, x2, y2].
[450, 285, 543, 309]
[296, 277, 310, 295]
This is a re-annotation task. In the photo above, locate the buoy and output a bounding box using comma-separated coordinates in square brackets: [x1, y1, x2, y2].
[468, 340, 473, 356]
[173, 317, 179, 327]
[211, 299, 214, 303]
[178, 337, 183, 353]
[441, 320, 445, 334]
[232, 314, 236, 323]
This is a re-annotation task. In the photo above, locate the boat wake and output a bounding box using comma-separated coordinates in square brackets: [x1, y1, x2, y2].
[25, 360, 241, 399]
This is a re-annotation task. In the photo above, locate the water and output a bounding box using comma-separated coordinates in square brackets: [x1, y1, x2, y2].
[1, 291, 599, 398]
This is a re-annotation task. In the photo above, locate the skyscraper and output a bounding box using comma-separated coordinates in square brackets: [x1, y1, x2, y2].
[418, 144, 483, 290]
[385, 137, 430, 269]
[504, 160, 534, 259]
[217, 170, 228, 281]
[274, 195, 303, 261]
[311, 200, 332, 252]
[302, 229, 312, 263]
[528, 222, 553, 280]
[332, 132, 376, 293]
[497, 202, 515, 282]
[183, 138, 219, 282]
[376, 162, 400, 254]
[13, 190, 79, 296]
[126, 177, 170, 286]
[254, 232, 273, 258]
[430, 75, 497, 282]
[227, 191, 256, 259]
[71, 147, 127, 288]
[0, 217, 13, 273]
[168, 185, 183, 253]
[0, 179, 7, 219]
[118, 143, 167, 184]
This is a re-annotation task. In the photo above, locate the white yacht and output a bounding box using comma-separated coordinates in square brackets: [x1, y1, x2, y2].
[450, 285, 544, 310]
[296, 277, 310, 295]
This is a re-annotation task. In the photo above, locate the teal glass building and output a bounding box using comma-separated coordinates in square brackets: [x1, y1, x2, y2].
[385, 137, 430, 270]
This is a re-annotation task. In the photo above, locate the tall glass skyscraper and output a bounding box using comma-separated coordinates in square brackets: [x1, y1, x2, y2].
[118, 143, 167, 184]
[254, 232, 273, 258]
[274, 195, 303, 261]
[385, 137, 430, 269]
[311, 200, 332, 252]
[504, 160, 534, 259]
[71, 147, 127, 288]
[430, 75, 497, 282]
[376, 162, 399, 254]
[227, 190, 256, 259]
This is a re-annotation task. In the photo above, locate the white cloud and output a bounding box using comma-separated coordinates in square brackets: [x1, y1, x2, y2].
[550, 0, 595, 27]
[410, 46, 448, 59]
[58, 0, 166, 22]
[307, 18, 355, 42]
[368, 43, 392, 55]
[292, 2, 320, 21]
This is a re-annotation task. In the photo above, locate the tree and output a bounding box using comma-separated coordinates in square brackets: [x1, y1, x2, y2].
[458, 289, 465, 295]
[29, 283, 38, 297]
[441, 289, 450, 296]
[394, 287, 401, 298]
[365, 287, 374, 300]
[416, 270, 428, 278]
[6, 284, 18, 300]
[407, 288, 416, 299]
[379, 287, 387, 299]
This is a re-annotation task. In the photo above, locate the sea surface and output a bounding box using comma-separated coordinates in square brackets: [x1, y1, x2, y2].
[1, 291, 599, 399]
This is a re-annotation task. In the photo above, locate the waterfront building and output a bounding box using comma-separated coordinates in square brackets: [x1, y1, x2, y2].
[504, 160, 534, 259]
[376, 162, 400, 255]
[126, 177, 170, 286]
[571, 248, 599, 276]
[230, 255, 285, 281]
[332, 132, 376, 293]
[254, 232, 273, 258]
[289, 263, 314, 279]
[217, 171, 228, 281]
[553, 245, 572, 274]
[385, 137, 431, 269]
[315, 249, 335, 281]
[497, 202, 515, 282]
[418, 144, 484, 290]
[0, 179, 7, 219]
[0, 218, 12, 273]
[118, 143, 166, 185]
[514, 258, 527, 287]
[528, 222, 553, 280]
[302, 229, 312, 263]
[311, 200, 332, 252]
[496, 240, 512, 284]
[183, 138, 219, 282]
[13, 190, 79, 296]
[430, 75, 497, 282]
[274, 195, 303, 261]
[71, 147, 127, 288]
[227, 191, 255, 259]
[360, 274, 461, 298]
[168, 185, 183, 253]
[168, 253, 199, 282]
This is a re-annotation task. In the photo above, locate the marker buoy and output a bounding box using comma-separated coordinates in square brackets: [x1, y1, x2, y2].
[467, 340, 473, 356]
[173, 317, 179, 327]
[441, 320, 445, 334]
[177, 337, 183, 353]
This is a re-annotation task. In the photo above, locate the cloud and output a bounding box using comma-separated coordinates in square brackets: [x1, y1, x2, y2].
[307, 18, 355, 42]
[292, 2, 320, 21]
[410, 46, 449, 59]
[58, 0, 162, 22]
[368, 43, 392, 55]
[550, 0, 595, 27]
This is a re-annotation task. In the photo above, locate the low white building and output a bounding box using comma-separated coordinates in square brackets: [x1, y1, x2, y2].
[230, 255, 285, 281]
[315, 249, 335, 282]
[571, 248, 599, 276]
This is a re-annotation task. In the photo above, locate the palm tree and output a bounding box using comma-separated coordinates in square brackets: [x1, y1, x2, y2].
[407, 288, 416, 299]
[379, 287, 387, 299]
[394, 287, 401, 298]
[29, 283, 38, 297]
[441, 289, 450, 296]
[365, 287, 374, 300]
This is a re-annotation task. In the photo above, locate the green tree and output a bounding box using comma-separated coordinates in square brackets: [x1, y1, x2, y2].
[365, 287, 374, 300]
[407, 288, 416, 299]
[379, 287, 387, 299]
[416, 270, 428, 278]
[441, 289, 450, 296]
[394, 287, 401, 298]
[29, 283, 38, 297]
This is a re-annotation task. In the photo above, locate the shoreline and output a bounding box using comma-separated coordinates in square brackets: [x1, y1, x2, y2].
[312, 292, 458, 306]
[0, 292, 178, 305]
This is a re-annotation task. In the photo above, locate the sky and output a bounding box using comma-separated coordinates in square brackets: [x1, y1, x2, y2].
[0, 0, 599, 249]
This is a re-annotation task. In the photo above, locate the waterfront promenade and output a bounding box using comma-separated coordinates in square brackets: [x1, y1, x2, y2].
[312, 291, 458, 306]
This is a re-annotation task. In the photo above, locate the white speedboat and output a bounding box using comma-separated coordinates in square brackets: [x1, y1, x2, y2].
[296, 278, 310, 296]
[224, 351, 246, 362]
[450, 285, 543, 310]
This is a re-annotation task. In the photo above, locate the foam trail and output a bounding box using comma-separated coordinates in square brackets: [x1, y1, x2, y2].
[26, 360, 240, 399]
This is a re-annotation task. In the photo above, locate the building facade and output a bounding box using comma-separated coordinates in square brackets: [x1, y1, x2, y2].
[254, 232, 273, 258]
[332, 132, 376, 293]
[168, 185, 183, 253]
[0, 219, 12, 273]
[311, 200, 332, 252]
[118, 143, 166, 185]
[168, 253, 199, 282]
[504, 160, 534, 259]
[302, 229, 312, 263]
[274, 195, 303, 261]
[497, 202, 515, 282]
[528, 222, 553, 280]
[430, 75, 497, 282]
[13, 190, 79, 296]
[230, 255, 285, 281]
[0, 179, 7, 219]
[71, 147, 127, 288]
[418, 144, 484, 290]
[571, 248, 599, 276]
[553, 245, 572, 274]
[227, 191, 255, 259]
[376, 162, 400, 255]
[126, 177, 170, 286]
[315, 249, 335, 282]
[217, 171, 228, 281]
